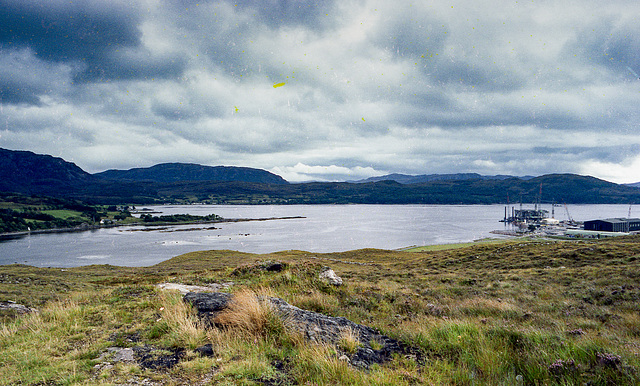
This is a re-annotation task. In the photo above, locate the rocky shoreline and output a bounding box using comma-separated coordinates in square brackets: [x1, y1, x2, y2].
[0, 216, 305, 240]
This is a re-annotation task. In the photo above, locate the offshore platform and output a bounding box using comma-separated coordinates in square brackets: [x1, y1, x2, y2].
[500, 184, 555, 225]
[501, 204, 549, 224]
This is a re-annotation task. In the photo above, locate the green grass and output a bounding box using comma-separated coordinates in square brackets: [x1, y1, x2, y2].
[402, 238, 510, 252]
[2, 236, 640, 384]
[42, 209, 85, 220]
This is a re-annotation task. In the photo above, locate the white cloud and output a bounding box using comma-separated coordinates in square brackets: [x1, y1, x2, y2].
[580, 155, 640, 184]
[271, 162, 385, 182]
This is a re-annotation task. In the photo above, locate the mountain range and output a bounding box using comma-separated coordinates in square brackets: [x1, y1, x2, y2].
[354, 173, 535, 184]
[1, 147, 640, 205]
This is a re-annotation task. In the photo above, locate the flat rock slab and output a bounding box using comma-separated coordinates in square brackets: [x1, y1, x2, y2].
[183, 292, 233, 321]
[156, 282, 233, 295]
[97, 346, 183, 370]
[0, 301, 37, 314]
[184, 292, 421, 368]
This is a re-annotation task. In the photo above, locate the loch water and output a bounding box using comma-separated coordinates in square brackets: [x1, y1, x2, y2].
[0, 204, 633, 267]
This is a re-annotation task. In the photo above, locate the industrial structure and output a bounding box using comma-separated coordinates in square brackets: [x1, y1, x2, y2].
[502, 206, 549, 224]
[583, 218, 640, 233]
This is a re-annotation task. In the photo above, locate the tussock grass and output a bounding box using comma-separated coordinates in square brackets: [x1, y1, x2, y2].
[337, 326, 363, 354]
[214, 288, 280, 337]
[155, 290, 207, 349]
[0, 294, 104, 385]
[293, 345, 362, 384]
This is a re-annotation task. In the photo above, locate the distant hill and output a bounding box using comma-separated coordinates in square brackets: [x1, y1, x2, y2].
[356, 173, 535, 184]
[0, 148, 286, 203]
[95, 163, 288, 185]
[144, 173, 640, 205]
[0, 148, 95, 195]
[626, 182, 640, 188]
[2, 148, 640, 205]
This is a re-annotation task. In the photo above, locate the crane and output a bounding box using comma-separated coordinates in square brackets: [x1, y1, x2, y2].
[564, 203, 574, 224]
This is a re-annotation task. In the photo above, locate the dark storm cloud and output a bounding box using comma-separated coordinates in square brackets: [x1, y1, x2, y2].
[0, 66, 43, 105]
[0, 0, 186, 99]
[0, 1, 139, 62]
[429, 60, 526, 92]
[72, 49, 187, 83]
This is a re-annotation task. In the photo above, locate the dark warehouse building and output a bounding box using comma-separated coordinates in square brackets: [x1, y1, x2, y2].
[583, 218, 640, 233]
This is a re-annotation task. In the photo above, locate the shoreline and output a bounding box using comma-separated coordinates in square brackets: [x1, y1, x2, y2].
[0, 216, 306, 240]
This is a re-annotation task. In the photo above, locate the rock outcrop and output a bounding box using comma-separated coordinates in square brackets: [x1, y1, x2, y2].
[183, 292, 421, 368]
[0, 300, 37, 314]
[156, 282, 234, 295]
[318, 266, 343, 286]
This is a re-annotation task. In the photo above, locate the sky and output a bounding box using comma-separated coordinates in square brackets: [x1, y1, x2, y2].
[1, 0, 640, 183]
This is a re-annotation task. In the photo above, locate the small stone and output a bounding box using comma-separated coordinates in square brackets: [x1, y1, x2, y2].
[195, 343, 215, 357]
[338, 355, 350, 362]
[0, 301, 37, 314]
[319, 267, 343, 286]
[113, 347, 135, 363]
[352, 360, 368, 368]
[262, 261, 285, 272]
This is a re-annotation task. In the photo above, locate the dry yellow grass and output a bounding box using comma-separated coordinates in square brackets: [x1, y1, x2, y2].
[213, 288, 275, 336]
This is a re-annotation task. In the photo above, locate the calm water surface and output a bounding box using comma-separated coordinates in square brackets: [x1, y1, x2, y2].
[0, 204, 633, 267]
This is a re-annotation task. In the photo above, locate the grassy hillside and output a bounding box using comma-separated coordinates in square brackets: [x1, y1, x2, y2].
[2, 236, 640, 384]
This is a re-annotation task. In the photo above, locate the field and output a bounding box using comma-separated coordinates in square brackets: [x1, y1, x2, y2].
[1, 236, 640, 385]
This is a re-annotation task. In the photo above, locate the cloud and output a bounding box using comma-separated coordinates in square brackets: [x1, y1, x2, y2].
[1, 0, 640, 183]
[580, 155, 640, 184]
[569, 16, 640, 79]
[271, 162, 385, 182]
[232, 0, 337, 30]
[0, 0, 186, 94]
[0, 48, 74, 105]
[0, 1, 141, 61]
